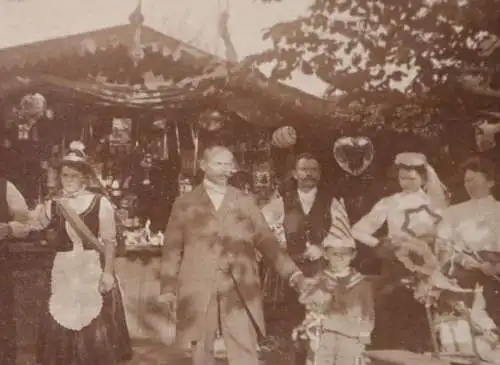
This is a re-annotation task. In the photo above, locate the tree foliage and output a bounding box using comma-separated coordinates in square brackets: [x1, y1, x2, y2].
[248, 0, 500, 97]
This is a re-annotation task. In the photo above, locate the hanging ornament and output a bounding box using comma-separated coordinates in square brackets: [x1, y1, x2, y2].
[45, 108, 55, 120]
[333, 136, 374, 176]
[179, 176, 193, 195]
[19, 92, 47, 121]
[129, 46, 145, 64]
[12, 92, 47, 140]
[151, 42, 160, 53]
[198, 110, 224, 131]
[474, 119, 500, 152]
[79, 38, 97, 55]
[111, 180, 122, 197]
[272, 126, 297, 148]
[18, 123, 32, 140]
[140, 153, 153, 186]
[153, 119, 166, 130]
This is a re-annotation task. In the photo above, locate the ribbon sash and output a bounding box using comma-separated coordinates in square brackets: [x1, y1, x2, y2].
[55, 199, 105, 254]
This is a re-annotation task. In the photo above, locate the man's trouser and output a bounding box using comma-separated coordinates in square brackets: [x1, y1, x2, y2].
[191, 291, 260, 365]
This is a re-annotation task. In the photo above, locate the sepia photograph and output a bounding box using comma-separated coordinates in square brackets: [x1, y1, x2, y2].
[1, 1, 500, 365]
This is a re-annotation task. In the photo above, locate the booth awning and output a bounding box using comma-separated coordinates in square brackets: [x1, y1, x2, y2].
[0, 24, 346, 131]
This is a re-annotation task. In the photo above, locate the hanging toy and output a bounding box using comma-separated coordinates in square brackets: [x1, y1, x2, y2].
[116, 197, 132, 228]
[271, 126, 297, 148]
[140, 153, 153, 186]
[179, 175, 193, 196]
[333, 136, 374, 176]
[14, 92, 47, 140]
[475, 119, 500, 152]
[110, 180, 122, 197]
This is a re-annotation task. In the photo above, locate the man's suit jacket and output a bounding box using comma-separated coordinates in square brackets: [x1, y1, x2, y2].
[160, 185, 299, 348]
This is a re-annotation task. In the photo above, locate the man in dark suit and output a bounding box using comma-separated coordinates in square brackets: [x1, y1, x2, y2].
[262, 153, 347, 364]
[159, 145, 310, 365]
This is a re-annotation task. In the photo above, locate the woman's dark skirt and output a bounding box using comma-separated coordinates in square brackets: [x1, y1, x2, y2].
[36, 283, 132, 365]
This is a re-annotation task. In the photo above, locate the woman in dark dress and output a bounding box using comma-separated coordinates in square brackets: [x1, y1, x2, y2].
[30, 141, 132, 365]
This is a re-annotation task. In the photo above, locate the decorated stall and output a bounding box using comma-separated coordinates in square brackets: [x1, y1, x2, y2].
[2, 5, 487, 364]
[0, 8, 351, 363]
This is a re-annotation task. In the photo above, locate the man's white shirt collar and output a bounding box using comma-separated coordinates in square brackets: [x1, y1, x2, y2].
[298, 187, 318, 199]
[203, 179, 226, 210]
[297, 187, 318, 214]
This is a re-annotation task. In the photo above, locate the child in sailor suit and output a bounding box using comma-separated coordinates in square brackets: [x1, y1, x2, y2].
[293, 234, 375, 365]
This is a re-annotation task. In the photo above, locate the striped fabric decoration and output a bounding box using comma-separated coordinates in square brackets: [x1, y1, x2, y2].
[329, 198, 353, 240]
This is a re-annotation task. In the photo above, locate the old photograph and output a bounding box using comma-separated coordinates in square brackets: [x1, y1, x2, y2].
[1, 1, 500, 365]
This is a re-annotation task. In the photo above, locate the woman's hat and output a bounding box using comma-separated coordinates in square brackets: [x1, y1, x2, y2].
[59, 141, 93, 175]
[394, 152, 427, 166]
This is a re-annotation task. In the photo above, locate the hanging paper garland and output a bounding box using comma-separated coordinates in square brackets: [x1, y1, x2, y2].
[272, 126, 297, 148]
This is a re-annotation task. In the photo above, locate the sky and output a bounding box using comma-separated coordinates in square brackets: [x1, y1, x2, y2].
[0, 0, 329, 96]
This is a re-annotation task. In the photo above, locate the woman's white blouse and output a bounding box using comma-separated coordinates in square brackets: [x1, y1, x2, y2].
[352, 190, 440, 247]
[437, 195, 500, 252]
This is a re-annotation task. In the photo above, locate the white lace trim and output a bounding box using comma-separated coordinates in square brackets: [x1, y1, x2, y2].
[49, 250, 103, 330]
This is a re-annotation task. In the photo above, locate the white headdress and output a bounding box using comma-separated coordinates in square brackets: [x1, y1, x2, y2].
[395, 152, 449, 209]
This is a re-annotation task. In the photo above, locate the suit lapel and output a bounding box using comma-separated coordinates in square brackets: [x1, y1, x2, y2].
[192, 185, 216, 216]
[216, 187, 238, 221]
[194, 185, 239, 220]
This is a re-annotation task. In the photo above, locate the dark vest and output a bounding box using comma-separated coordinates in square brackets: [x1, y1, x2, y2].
[0, 179, 12, 223]
[283, 187, 333, 259]
[47, 195, 101, 252]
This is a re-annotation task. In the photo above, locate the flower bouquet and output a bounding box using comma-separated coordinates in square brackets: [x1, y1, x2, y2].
[379, 232, 500, 363]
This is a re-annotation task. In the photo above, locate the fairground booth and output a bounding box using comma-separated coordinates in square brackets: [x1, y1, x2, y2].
[0, 12, 348, 364]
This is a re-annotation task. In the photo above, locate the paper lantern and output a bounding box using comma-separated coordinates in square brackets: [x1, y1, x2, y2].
[272, 126, 297, 148]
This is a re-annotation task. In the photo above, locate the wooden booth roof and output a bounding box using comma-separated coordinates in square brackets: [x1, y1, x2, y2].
[0, 24, 345, 132]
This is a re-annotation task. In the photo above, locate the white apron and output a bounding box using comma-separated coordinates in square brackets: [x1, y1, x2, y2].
[48, 221, 103, 331]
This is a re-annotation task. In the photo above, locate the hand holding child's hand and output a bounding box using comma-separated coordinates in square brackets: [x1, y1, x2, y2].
[304, 243, 323, 261]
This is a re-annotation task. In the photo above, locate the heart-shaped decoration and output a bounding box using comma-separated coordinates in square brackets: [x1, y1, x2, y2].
[333, 136, 374, 176]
